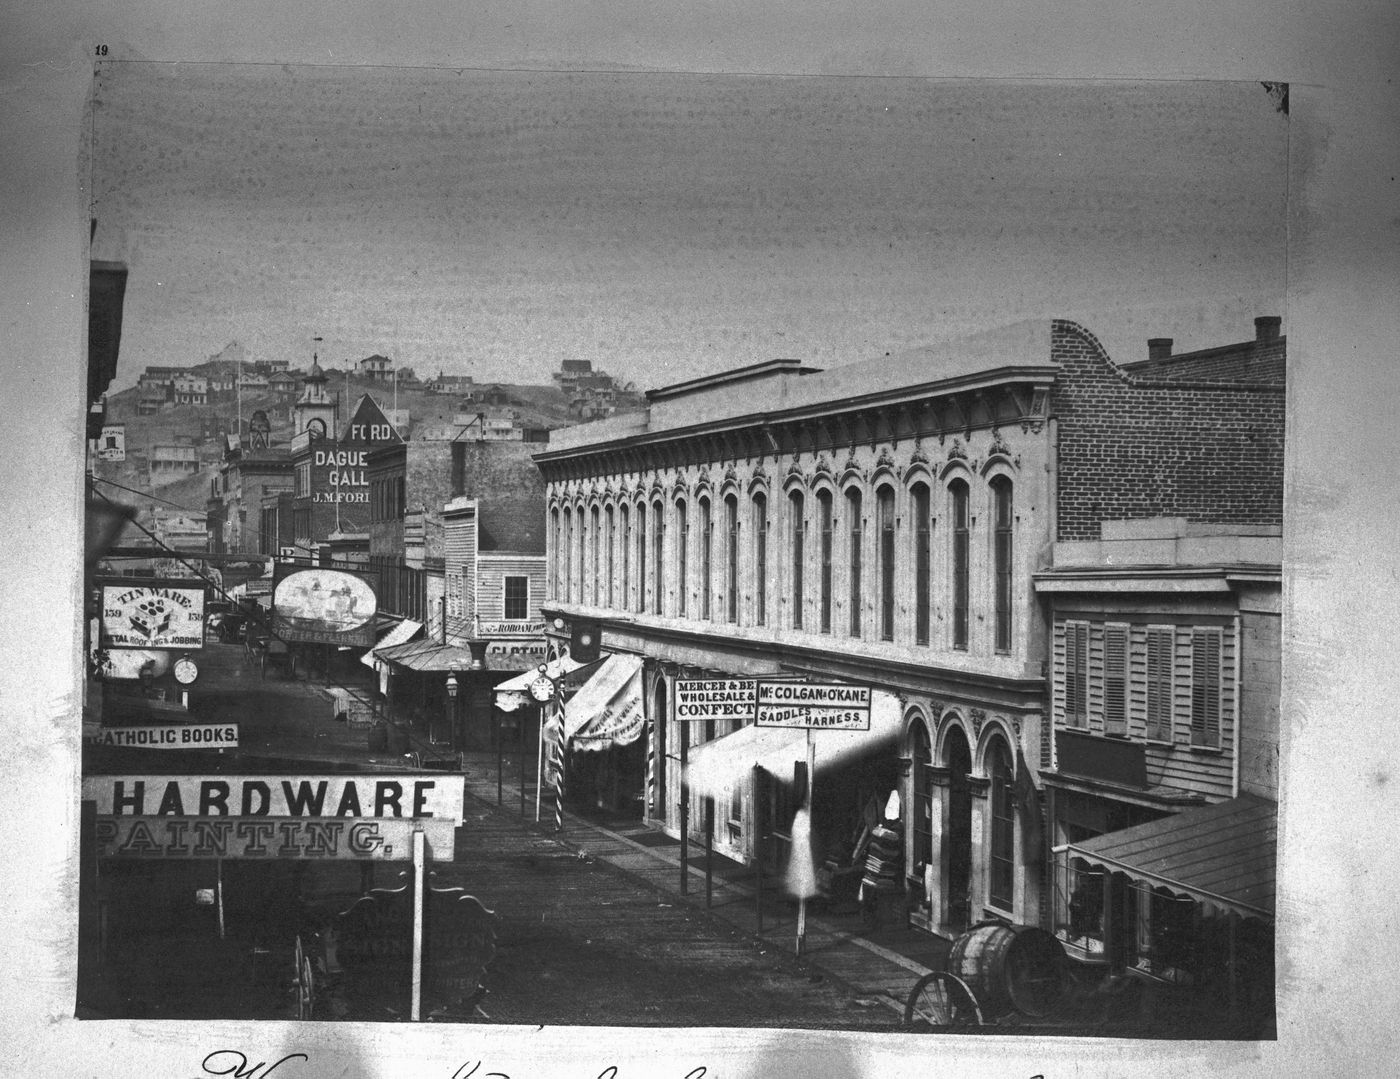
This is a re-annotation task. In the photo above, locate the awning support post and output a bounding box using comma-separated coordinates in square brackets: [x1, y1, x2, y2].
[705, 795, 714, 909]
[754, 765, 764, 934]
[410, 828, 425, 1021]
[679, 729, 690, 895]
[796, 728, 814, 958]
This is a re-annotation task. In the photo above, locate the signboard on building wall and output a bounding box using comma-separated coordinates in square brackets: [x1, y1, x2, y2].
[100, 582, 206, 650]
[754, 681, 872, 730]
[272, 564, 379, 646]
[82, 773, 464, 861]
[85, 724, 240, 749]
[311, 395, 404, 505]
[676, 679, 759, 722]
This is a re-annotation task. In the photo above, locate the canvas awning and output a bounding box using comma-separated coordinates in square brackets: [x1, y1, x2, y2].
[1052, 793, 1277, 922]
[360, 618, 423, 668]
[493, 654, 589, 692]
[374, 638, 478, 672]
[563, 653, 645, 751]
[685, 690, 904, 799]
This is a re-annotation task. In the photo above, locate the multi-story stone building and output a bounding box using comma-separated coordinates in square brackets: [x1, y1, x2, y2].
[536, 317, 1285, 960]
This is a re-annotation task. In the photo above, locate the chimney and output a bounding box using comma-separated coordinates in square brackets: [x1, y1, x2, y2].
[1254, 316, 1281, 342]
[1147, 338, 1173, 362]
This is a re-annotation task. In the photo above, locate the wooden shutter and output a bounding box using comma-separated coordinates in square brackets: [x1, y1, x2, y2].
[1065, 621, 1088, 728]
[1145, 627, 1174, 741]
[1104, 624, 1128, 734]
[1191, 628, 1221, 747]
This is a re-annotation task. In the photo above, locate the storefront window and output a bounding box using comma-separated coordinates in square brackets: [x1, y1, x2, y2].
[1054, 848, 1107, 958]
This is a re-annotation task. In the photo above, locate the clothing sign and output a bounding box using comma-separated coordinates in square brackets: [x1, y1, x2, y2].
[101, 584, 206, 650]
[755, 681, 872, 730]
[85, 724, 240, 749]
[675, 679, 758, 723]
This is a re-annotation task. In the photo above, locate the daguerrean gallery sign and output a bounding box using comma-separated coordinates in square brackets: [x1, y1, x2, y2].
[82, 773, 465, 860]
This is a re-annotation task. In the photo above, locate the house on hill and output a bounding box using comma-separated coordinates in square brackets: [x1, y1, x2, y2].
[358, 354, 394, 382]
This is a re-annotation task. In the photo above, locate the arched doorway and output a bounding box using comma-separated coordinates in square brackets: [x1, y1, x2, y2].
[651, 675, 668, 821]
[943, 725, 974, 931]
[908, 717, 936, 925]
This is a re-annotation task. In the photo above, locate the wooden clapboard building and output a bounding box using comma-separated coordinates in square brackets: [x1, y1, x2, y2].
[1031, 318, 1284, 1035]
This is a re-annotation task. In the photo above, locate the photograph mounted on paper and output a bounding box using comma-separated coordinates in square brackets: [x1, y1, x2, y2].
[78, 61, 1286, 1036]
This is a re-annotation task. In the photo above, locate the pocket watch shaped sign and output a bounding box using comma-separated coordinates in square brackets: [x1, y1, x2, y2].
[101, 584, 206, 650]
[272, 566, 378, 646]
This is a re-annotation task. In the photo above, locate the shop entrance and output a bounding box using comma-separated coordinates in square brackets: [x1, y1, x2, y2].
[943, 726, 973, 932]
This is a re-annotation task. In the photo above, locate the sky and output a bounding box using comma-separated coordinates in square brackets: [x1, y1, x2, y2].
[89, 64, 1290, 394]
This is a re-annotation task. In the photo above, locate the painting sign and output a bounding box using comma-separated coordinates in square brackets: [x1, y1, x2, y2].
[82, 773, 464, 861]
[754, 681, 872, 730]
[272, 564, 378, 646]
[100, 582, 206, 650]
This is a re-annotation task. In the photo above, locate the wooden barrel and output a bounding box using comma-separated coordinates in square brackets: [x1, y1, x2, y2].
[947, 922, 1066, 1017]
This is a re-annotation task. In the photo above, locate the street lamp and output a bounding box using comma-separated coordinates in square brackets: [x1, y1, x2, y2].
[444, 671, 458, 749]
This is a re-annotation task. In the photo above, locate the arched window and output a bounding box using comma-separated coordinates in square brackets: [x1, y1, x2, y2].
[698, 495, 712, 620]
[604, 504, 616, 609]
[563, 506, 574, 604]
[950, 478, 969, 650]
[652, 498, 665, 615]
[877, 485, 896, 641]
[619, 503, 630, 611]
[988, 739, 1016, 911]
[789, 489, 805, 630]
[911, 482, 931, 645]
[725, 494, 739, 624]
[753, 491, 768, 626]
[590, 503, 601, 606]
[846, 486, 863, 637]
[676, 498, 688, 617]
[817, 489, 833, 633]
[991, 476, 1013, 653]
[549, 506, 561, 601]
[635, 502, 647, 615]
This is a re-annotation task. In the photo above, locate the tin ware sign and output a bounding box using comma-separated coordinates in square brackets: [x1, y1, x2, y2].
[101, 583, 206, 649]
[754, 681, 872, 730]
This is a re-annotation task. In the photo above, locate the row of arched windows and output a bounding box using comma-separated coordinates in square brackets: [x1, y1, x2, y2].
[549, 467, 1018, 655]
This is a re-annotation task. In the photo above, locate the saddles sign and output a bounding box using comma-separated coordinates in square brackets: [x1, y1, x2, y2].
[755, 681, 872, 730]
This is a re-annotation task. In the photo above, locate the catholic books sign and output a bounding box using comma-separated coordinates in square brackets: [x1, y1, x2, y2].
[272, 564, 379, 647]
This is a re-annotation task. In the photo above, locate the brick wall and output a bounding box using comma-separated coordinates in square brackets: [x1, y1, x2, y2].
[406, 443, 455, 560]
[1121, 339, 1285, 384]
[453, 440, 548, 554]
[1051, 320, 1286, 541]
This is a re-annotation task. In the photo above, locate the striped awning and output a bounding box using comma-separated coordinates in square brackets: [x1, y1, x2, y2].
[1053, 793, 1277, 922]
[360, 618, 423, 668]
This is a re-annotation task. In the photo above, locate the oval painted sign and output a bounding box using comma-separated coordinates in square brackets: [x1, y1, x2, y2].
[274, 569, 377, 634]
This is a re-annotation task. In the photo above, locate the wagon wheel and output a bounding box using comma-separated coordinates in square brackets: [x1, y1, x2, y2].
[904, 971, 983, 1029]
[294, 934, 316, 1020]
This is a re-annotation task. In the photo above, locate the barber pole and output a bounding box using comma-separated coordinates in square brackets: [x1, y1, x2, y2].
[644, 718, 656, 819]
[544, 700, 566, 832]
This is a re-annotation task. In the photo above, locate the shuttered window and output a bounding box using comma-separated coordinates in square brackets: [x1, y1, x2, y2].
[1145, 627, 1174, 741]
[1190, 628, 1222, 748]
[753, 492, 768, 626]
[1103, 623, 1128, 735]
[912, 483, 931, 645]
[847, 487, 863, 637]
[1065, 621, 1089, 728]
[951, 480, 970, 650]
[676, 499, 688, 617]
